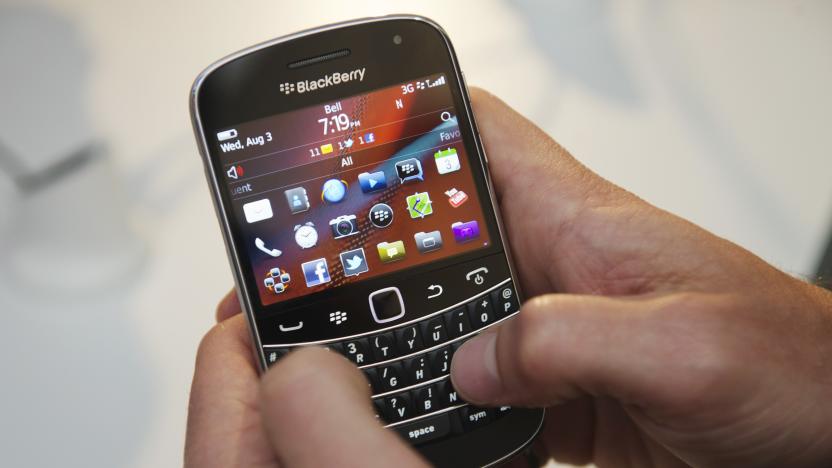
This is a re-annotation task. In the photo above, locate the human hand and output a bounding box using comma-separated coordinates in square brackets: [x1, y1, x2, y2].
[450, 89, 832, 467]
[185, 87, 832, 468]
[184, 295, 428, 468]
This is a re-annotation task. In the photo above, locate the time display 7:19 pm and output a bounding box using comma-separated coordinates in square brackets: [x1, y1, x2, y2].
[317, 113, 361, 135]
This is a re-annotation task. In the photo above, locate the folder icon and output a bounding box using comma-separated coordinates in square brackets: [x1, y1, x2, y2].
[377, 241, 406, 263]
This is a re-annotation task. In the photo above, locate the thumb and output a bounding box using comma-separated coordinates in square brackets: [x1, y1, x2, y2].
[450, 293, 707, 409]
[260, 347, 429, 468]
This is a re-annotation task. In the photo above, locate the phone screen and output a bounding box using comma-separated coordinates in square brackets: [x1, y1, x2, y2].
[214, 73, 491, 308]
[195, 19, 518, 348]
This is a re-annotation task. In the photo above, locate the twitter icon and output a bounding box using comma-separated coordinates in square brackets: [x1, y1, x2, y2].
[339, 247, 369, 277]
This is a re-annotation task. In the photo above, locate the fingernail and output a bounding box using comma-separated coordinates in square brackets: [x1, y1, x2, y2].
[450, 332, 501, 404]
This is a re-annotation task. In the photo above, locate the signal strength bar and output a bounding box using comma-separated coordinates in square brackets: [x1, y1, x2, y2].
[428, 75, 446, 88]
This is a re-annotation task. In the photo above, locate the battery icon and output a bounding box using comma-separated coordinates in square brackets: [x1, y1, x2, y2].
[216, 129, 238, 141]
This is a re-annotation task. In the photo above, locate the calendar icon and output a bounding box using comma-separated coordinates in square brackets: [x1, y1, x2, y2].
[434, 148, 460, 174]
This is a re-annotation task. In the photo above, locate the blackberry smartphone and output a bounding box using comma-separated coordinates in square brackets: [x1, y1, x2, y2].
[190, 15, 543, 467]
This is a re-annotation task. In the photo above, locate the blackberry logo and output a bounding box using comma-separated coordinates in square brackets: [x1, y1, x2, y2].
[329, 310, 348, 325]
[279, 68, 366, 96]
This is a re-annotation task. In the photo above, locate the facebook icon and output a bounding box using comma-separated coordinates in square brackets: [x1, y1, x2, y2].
[301, 258, 332, 287]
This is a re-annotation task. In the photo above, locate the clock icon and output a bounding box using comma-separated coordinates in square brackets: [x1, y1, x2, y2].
[293, 222, 318, 249]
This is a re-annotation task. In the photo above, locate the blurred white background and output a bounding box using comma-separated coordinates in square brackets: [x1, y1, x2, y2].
[1, 1, 830, 467]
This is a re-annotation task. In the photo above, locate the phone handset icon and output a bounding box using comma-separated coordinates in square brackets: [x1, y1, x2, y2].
[255, 237, 282, 257]
[465, 267, 489, 285]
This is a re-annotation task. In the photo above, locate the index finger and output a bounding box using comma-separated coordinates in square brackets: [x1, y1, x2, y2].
[215, 288, 242, 322]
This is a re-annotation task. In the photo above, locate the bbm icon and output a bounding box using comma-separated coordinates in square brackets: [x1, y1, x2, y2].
[395, 158, 423, 183]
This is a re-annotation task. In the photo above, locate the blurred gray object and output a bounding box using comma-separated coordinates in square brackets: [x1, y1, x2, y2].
[0, 7, 153, 468]
[0, 6, 90, 170]
[0, 5, 142, 292]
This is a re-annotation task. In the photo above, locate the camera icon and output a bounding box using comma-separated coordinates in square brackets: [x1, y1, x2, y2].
[329, 214, 359, 239]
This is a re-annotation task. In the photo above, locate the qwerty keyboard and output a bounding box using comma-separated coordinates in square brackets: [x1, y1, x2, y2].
[264, 280, 519, 445]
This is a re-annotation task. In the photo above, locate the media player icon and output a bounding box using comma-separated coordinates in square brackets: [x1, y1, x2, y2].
[358, 171, 387, 193]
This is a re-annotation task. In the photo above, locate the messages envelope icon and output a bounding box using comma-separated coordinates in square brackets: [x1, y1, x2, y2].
[358, 171, 387, 193]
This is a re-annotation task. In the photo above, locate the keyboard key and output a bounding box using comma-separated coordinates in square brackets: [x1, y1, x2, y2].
[373, 398, 387, 422]
[384, 392, 413, 422]
[495, 405, 512, 418]
[403, 354, 432, 385]
[445, 307, 471, 338]
[492, 283, 519, 319]
[413, 384, 440, 414]
[420, 316, 447, 347]
[370, 332, 397, 361]
[326, 342, 344, 354]
[376, 363, 406, 392]
[395, 325, 424, 355]
[428, 346, 452, 376]
[394, 412, 451, 445]
[437, 379, 463, 407]
[363, 367, 380, 393]
[459, 406, 492, 431]
[468, 296, 496, 328]
[263, 348, 289, 367]
[342, 338, 371, 365]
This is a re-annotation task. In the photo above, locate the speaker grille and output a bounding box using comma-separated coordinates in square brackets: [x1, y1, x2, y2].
[287, 48, 351, 69]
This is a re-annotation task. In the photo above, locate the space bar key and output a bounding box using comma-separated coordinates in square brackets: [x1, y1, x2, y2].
[393, 413, 451, 445]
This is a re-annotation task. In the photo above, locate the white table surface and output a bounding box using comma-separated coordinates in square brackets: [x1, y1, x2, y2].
[1, 1, 830, 467]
